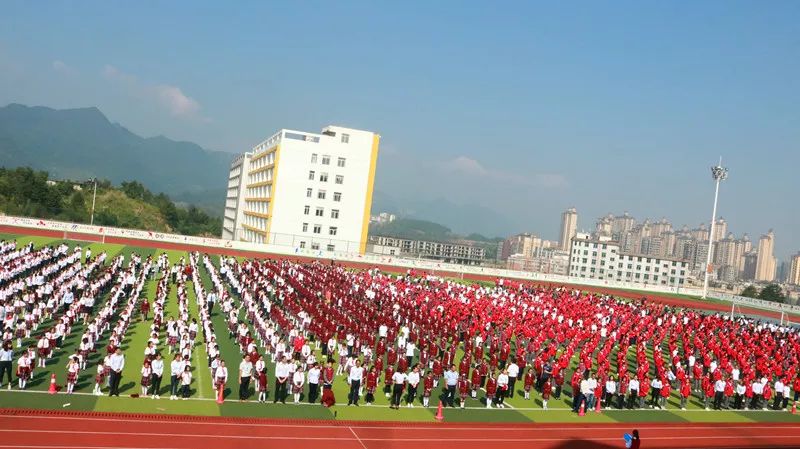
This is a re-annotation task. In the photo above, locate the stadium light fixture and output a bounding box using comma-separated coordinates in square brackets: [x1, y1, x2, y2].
[86, 178, 98, 226]
[702, 159, 728, 299]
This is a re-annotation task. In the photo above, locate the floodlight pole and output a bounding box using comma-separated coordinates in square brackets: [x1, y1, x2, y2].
[89, 178, 98, 226]
[702, 159, 728, 299]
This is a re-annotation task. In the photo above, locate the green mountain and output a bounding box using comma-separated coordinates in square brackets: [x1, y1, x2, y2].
[0, 103, 232, 215]
[0, 167, 221, 236]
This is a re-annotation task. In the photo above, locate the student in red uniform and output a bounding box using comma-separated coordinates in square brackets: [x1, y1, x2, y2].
[458, 374, 470, 409]
[542, 378, 552, 410]
[523, 367, 535, 400]
[680, 379, 691, 410]
[140, 300, 150, 321]
[321, 377, 336, 407]
[365, 366, 378, 405]
[485, 372, 497, 408]
[258, 365, 268, 403]
[793, 375, 800, 402]
[422, 371, 434, 408]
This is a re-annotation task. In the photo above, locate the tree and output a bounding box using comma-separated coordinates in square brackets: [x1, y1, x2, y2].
[758, 284, 785, 304]
[740, 285, 759, 298]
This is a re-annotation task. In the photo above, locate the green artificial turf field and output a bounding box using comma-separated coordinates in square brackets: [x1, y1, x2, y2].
[0, 231, 798, 424]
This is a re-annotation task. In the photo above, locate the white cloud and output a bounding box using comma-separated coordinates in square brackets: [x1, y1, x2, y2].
[154, 84, 201, 118]
[52, 60, 76, 75]
[449, 156, 488, 176]
[444, 155, 568, 189]
[101, 65, 209, 122]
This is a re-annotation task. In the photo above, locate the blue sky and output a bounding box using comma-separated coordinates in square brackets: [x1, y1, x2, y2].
[1, 1, 798, 259]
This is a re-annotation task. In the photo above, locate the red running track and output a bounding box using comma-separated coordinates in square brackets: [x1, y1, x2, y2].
[1, 409, 800, 449]
[0, 223, 796, 321]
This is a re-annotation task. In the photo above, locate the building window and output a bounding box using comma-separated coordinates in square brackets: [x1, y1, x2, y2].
[337, 157, 346, 167]
[331, 209, 339, 219]
[299, 241, 306, 249]
[322, 155, 330, 165]
[333, 192, 341, 202]
[303, 205, 310, 215]
[306, 188, 312, 198]
[318, 190, 326, 200]
[315, 207, 324, 217]
[302, 223, 308, 232]
[329, 226, 337, 236]
[341, 134, 349, 144]
[308, 170, 315, 180]
[311, 153, 318, 163]
[313, 224, 321, 234]
[335, 175, 343, 184]
[311, 242, 320, 250]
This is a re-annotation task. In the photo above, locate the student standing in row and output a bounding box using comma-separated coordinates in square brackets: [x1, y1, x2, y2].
[274, 358, 290, 404]
[180, 365, 192, 400]
[108, 348, 125, 397]
[150, 352, 164, 399]
[347, 359, 364, 406]
[239, 355, 253, 402]
[170, 354, 183, 400]
[307, 362, 321, 404]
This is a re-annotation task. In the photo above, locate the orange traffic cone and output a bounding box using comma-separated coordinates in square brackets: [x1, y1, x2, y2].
[578, 400, 585, 416]
[434, 400, 444, 422]
[216, 386, 224, 405]
[792, 402, 796, 415]
[48, 373, 57, 394]
[595, 398, 602, 413]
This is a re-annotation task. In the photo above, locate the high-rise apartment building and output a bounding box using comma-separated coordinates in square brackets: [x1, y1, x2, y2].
[611, 212, 636, 240]
[559, 208, 578, 251]
[712, 218, 727, 243]
[755, 230, 777, 282]
[222, 125, 379, 254]
[788, 253, 800, 286]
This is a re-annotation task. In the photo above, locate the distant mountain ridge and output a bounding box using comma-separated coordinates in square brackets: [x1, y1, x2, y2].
[0, 103, 231, 215]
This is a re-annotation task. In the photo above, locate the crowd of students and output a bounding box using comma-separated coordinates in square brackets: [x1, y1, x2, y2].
[2, 239, 800, 414]
[190, 254, 800, 412]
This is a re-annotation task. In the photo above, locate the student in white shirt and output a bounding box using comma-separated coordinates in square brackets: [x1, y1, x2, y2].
[239, 355, 254, 402]
[307, 363, 321, 404]
[150, 352, 164, 399]
[507, 360, 520, 398]
[406, 365, 421, 407]
[170, 354, 183, 400]
[180, 366, 192, 400]
[274, 359, 290, 404]
[292, 366, 305, 404]
[496, 369, 510, 408]
[347, 360, 364, 406]
[390, 369, 407, 409]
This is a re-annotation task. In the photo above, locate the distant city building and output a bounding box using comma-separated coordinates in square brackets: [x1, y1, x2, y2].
[223, 125, 380, 254]
[593, 212, 765, 283]
[507, 248, 569, 276]
[559, 208, 578, 251]
[755, 230, 777, 282]
[367, 235, 486, 265]
[595, 214, 613, 237]
[712, 218, 727, 243]
[789, 253, 800, 286]
[370, 212, 396, 224]
[742, 251, 759, 281]
[568, 232, 689, 286]
[611, 212, 636, 240]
